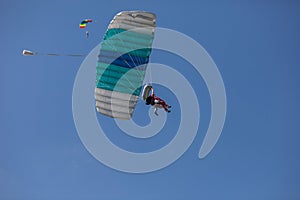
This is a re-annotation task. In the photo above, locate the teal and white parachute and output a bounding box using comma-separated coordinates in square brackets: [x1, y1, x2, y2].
[95, 11, 156, 120]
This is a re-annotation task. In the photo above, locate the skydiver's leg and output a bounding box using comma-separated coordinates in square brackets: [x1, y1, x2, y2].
[154, 107, 158, 116]
[159, 100, 170, 112]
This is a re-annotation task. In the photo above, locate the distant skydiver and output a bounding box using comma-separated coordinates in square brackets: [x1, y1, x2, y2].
[79, 19, 92, 38]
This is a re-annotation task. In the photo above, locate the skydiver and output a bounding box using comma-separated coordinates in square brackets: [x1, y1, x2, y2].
[145, 88, 171, 116]
[86, 31, 89, 38]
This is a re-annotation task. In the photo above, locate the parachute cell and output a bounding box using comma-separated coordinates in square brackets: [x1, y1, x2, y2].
[95, 11, 156, 120]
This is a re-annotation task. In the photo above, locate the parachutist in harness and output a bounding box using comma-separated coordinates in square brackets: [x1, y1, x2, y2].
[144, 86, 171, 116]
[79, 19, 92, 38]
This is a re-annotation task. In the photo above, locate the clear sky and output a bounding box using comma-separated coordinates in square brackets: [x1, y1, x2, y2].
[1, 0, 300, 199]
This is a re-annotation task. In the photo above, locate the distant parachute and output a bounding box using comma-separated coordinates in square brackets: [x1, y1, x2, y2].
[22, 50, 35, 56]
[80, 19, 93, 38]
[79, 19, 93, 28]
[95, 11, 156, 120]
[22, 49, 85, 57]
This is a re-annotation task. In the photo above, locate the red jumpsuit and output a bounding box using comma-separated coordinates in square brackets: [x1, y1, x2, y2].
[151, 94, 170, 112]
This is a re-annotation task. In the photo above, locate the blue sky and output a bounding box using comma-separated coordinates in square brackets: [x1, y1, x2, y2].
[1, 0, 300, 199]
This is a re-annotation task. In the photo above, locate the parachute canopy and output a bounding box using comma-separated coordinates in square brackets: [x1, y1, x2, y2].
[95, 11, 156, 120]
[22, 49, 85, 57]
[22, 49, 35, 56]
[79, 19, 92, 28]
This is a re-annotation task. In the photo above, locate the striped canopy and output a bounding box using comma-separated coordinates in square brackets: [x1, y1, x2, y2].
[95, 11, 156, 119]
